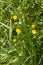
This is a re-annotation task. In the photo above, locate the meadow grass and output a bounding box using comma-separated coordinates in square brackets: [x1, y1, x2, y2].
[0, 0, 43, 65]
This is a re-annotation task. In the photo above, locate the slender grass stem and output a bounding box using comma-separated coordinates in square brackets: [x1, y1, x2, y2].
[0, 22, 10, 29]
[38, 54, 43, 65]
[9, 19, 12, 42]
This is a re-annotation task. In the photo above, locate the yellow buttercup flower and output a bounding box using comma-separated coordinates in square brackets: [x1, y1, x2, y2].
[13, 39, 17, 43]
[31, 24, 35, 28]
[12, 15, 17, 21]
[16, 28, 21, 34]
[32, 30, 37, 34]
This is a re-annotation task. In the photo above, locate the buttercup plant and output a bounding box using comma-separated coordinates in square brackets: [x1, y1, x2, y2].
[0, 0, 43, 65]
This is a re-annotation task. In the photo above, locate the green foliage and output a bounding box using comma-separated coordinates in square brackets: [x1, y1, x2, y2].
[0, 0, 43, 65]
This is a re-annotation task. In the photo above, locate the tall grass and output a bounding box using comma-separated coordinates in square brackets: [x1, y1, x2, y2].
[0, 0, 43, 65]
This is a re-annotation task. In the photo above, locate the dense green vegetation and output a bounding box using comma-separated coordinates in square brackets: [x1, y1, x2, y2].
[0, 0, 43, 65]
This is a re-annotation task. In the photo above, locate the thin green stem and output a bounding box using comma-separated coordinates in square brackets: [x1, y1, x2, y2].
[9, 19, 12, 42]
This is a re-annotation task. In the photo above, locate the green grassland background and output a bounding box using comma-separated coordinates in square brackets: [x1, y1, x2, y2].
[0, 0, 43, 65]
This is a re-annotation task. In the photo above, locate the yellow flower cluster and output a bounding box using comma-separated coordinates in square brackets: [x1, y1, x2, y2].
[31, 24, 37, 34]
[12, 15, 17, 21]
[16, 28, 21, 34]
[13, 39, 17, 43]
[31, 24, 35, 28]
[12, 15, 37, 35]
[32, 30, 37, 34]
